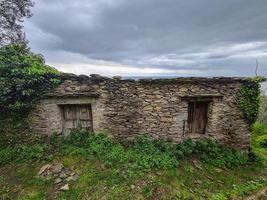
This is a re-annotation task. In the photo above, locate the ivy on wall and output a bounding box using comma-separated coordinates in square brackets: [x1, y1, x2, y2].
[236, 76, 266, 126]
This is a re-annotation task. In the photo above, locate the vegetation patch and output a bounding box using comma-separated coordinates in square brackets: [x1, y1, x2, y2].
[0, 128, 256, 171]
[0, 126, 267, 199]
[0, 44, 60, 118]
[0, 44, 61, 154]
[236, 77, 266, 125]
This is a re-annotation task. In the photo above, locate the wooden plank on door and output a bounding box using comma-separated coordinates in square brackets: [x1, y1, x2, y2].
[187, 101, 209, 134]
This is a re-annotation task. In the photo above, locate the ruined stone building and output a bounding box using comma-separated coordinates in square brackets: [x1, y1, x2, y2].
[30, 73, 251, 150]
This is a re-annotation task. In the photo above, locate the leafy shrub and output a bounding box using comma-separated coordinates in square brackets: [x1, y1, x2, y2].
[61, 146, 88, 157]
[62, 131, 251, 170]
[62, 127, 91, 147]
[256, 135, 267, 148]
[194, 140, 248, 168]
[105, 144, 127, 166]
[15, 144, 48, 161]
[258, 94, 267, 123]
[0, 128, 253, 170]
[252, 122, 267, 136]
[0, 117, 31, 149]
[0, 43, 60, 117]
[236, 77, 265, 125]
[0, 143, 48, 166]
[0, 148, 17, 166]
[85, 133, 114, 155]
[174, 139, 195, 159]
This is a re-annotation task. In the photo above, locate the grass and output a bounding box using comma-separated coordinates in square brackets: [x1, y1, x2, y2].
[1, 157, 266, 200]
[0, 123, 267, 200]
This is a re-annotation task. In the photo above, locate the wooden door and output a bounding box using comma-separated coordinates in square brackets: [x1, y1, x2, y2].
[187, 101, 208, 134]
[61, 104, 92, 135]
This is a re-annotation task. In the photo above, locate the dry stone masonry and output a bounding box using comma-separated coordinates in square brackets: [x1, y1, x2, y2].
[30, 73, 251, 150]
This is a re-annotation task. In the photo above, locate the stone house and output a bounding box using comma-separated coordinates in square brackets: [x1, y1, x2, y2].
[30, 73, 251, 150]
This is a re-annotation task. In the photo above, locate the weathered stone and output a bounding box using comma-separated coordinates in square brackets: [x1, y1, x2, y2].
[55, 178, 62, 184]
[38, 164, 51, 176]
[66, 174, 79, 182]
[245, 187, 267, 200]
[194, 180, 203, 185]
[113, 76, 122, 80]
[51, 163, 63, 174]
[59, 171, 67, 178]
[60, 184, 69, 191]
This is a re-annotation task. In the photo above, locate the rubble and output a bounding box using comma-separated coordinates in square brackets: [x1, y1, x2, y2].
[38, 163, 79, 189]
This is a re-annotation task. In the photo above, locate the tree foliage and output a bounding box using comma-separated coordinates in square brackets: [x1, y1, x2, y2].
[0, 0, 33, 46]
[0, 44, 60, 118]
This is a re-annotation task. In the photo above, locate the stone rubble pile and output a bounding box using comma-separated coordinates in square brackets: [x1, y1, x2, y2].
[38, 163, 79, 191]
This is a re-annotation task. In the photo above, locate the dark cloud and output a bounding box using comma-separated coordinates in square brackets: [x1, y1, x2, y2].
[24, 0, 267, 78]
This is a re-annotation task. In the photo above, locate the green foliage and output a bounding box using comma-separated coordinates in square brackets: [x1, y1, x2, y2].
[1, 126, 267, 200]
[211, 179, 266, 199]
[0, 148, 17, 166]
[194, 140, 249, 168]
[256, 135, 267, 148]
[0, 144, 48, 166]
[258, 94, 267, 123]
[236, 77, 265, 125]
[15, 144, 49, 161]
[0, 117, 33, 149]
[0, 128, 257, 170]
[251, 122, 267, 161]
[63, 131, 179, 171]
[230, 180, 265, 197]
[252, 122, 267, 148]
[210, 193, 227, 200]
[0, 43, 60, 117]
[62, 130, 251, 171]
[252, 121, 267, 136]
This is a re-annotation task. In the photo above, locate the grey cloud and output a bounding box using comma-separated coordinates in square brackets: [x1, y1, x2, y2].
[24, 0, 267, 77]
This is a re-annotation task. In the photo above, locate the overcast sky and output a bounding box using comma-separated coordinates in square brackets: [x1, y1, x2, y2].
[24, 0, 267, 80]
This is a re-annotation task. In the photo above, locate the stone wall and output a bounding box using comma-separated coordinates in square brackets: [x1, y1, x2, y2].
[30, 73, 251, 150]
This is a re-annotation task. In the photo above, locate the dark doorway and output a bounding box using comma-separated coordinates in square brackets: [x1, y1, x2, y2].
[60, 104, 93, 135]
[187, 101, 209, 134]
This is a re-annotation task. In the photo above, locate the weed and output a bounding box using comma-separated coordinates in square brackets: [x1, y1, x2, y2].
[210, 193, 227, 200]
[252, 122, 267, 136]
[0, 148, 17, 166]
[0, 127, 261, 173]
[257, 135, 267, 148]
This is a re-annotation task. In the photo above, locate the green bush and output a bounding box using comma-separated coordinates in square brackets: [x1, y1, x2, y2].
[258, 94, 267, 123]
[174, 139, 195, 159]
[236, 77, 265, 125]
[0, 143, 48, 166]
[0, 128, 253, 170]
[0, 148, 17, 166]
[194, 140, 248, 168]
[62, 130, 251, 170]
[15, 144, 49, 161]
[252, 122, 267, 136]
[0, 117, 39, 149]
[256, 135, 267, 148]
[0, 43, 60, 117]
[128, 135, 178, 170]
